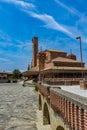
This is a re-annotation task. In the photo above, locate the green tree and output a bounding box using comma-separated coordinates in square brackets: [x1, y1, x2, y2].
[12, 69, 22, 79]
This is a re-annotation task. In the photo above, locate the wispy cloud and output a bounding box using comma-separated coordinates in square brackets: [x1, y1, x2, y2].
[54, 0, 81, 17]
[0, 30, 32, 54]
[2, 0, 86, 42]
[0, 57, 10, 62]
[54, 0, 87, 43]
[1, 0, 75, 39]
[24, 10, 75, 38]
[0, 30, 11, 42]
[2, 0, 35, 9]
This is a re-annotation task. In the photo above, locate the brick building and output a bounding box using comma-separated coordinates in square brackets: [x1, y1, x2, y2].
[0, 72, 8, 83]
[23, 37, 87, 85]
[23, 37, 87, 129]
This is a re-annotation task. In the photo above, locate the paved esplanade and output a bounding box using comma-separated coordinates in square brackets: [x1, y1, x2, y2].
[0, 83, 38, 130]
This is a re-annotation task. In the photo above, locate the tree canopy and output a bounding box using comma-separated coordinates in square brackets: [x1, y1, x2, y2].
[12, 69, 22, 79]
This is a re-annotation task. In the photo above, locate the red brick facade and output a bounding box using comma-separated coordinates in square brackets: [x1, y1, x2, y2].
[23, 37, 87, 84]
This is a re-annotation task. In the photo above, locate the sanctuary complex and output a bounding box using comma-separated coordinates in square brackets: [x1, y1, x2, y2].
[23, 37, 87, 130]
[23, 37, 87, 85]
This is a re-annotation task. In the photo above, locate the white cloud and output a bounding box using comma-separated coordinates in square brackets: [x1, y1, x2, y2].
[24, 10, 75, 38]
[54, 0, 81, 17]
[0, 57, 10, 62]
[54, 0, 87, 43]
[1, 0, 75, 39]
[2, 0, 35, 9]
[0, 30, 11, 42]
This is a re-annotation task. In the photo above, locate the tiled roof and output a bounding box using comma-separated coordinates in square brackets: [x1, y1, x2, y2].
[30, 66, 39, 72]
[43, 66, 87, 71]
[22, 66, 39, 76]
[52, 57, 82, 63]
[44, 49, 66, 53]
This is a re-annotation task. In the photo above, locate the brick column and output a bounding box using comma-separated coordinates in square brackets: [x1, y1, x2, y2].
[62, 98, 65, 117]
[73, 104, 75, 129]
[64, 100, 67, 121]
[63, 98, 65, 118]
[59, 96, 61, 112]
[57, 96, 60, 111]
[78, 107, 84, 130]
[61, 98, 64, 116]
[70, 103, 74, 130]
[60, 97, 62, 114]
[84, 110, 87, 130]
[68, 102, 71, 126]
[67, 101, 69, 123]
[74, 105, 79, 130]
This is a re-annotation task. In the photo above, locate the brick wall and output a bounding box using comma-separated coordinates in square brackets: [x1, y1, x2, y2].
[37, 83, 50, 102]
[45, 80, 79, 85]
[37, 83, 87, 130]
[54, 61, 84, 67]
[50, 91, 87, 130]
[50, 52, 66, 60]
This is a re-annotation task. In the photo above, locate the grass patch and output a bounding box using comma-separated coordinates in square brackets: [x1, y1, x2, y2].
[34, 85, 38, 92]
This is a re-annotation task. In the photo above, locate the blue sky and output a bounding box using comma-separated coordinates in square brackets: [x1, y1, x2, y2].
[0, 0, 87, 72]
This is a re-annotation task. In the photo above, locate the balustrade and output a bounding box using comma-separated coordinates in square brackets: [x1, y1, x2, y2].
[38, 83, 87, 130]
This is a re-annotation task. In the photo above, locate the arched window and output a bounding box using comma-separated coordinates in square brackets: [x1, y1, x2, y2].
[43, 103, 50, 125]
[56, 126, 65, 130]
[39, 95, 42, 110]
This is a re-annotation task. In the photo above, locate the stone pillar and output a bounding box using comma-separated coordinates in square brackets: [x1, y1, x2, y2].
[80, 80, 87, 89]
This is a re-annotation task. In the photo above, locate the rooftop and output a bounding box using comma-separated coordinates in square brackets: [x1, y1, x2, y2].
[43, 66, 87, 71]
[52, 57, 81, 63]
[44, 49, 66, 53]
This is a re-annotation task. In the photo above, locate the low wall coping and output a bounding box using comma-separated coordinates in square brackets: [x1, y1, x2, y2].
[50, 88, 87, 110]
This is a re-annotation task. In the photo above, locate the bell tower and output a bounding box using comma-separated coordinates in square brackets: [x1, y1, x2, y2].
[32, 37, 38, 67]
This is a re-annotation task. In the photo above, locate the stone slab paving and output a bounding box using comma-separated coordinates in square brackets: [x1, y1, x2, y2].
[0, 83, 38, 130]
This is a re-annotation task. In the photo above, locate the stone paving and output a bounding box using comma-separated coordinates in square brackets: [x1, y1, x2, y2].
[0, 83, 38, 130]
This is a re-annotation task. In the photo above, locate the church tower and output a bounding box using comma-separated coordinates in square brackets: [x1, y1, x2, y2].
[32, 37, 38, 67]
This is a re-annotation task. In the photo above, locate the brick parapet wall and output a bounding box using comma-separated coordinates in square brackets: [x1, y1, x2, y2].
[45, 80, 79, 85]
[37, 83, 50, 102]
[84, 110, 87, 129]
[50, 90, 87, 130]
[37, 83, 87, 129]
